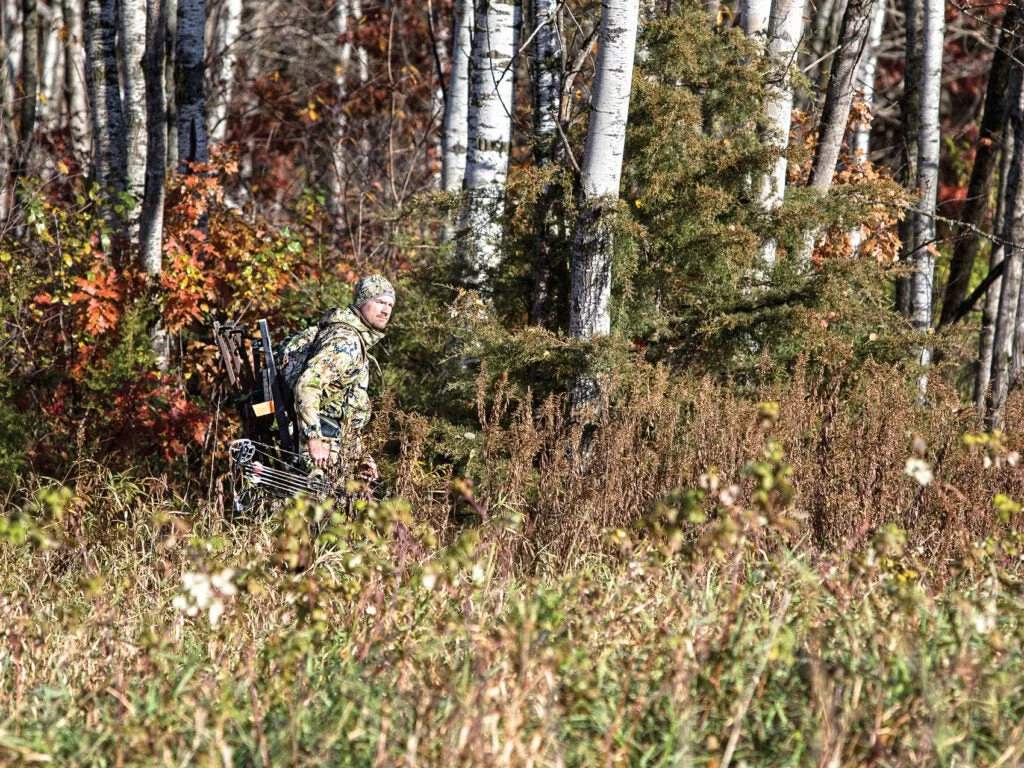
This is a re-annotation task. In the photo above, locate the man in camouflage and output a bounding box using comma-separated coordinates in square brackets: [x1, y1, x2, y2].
[294, 274, 395, 480]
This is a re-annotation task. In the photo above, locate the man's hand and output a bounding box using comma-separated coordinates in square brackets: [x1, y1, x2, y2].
[307, 438, 331, 468]
[357, 454, 379, 480]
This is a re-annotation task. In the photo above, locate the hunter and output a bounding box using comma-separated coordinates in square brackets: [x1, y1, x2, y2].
[294, 274, 395, 479]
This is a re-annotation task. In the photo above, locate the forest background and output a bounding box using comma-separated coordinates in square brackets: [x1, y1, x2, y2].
[4, 0, 1024, 763]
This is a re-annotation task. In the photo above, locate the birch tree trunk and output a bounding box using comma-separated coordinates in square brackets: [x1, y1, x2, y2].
[848, 0, 886, 251]
[976, 122, 1015, 411]
[85, 0, 127, 194]
[441, 0, 472, 197]
[938, 5, 1019, 327]
[569, 0, 639, 340]
[142, 0, 170, 370]
[752, 0, 804, 270]
[807, 0, 874, 192]
[175, 0, 207, 169]
[987, 65, 1024, 429]
[209, 0, 241, 145]
[38, 2, 63, 130]
[13, 0, 39, 186]
[120, 0, 149, 230]
[62, 0, 91, 166]
[0, 6, 13, 223]
[796, 0, 874, 266]
[165, 0, 178, 170]
[456, 0, 520, 288]
[141, 0, 167, 277]
[327, 0, 355, 218]
[896, 0, 921, 316]
[740, 0, 771, 41]
[529, 0, 563, 325]
[850, 0, 886, 164]
[908, 0, 943, 380]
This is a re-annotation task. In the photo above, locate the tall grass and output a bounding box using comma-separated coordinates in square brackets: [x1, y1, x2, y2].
[2, 366, 1024, 766]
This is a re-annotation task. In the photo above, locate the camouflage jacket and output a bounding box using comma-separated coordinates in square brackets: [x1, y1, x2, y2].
[294, 306, 384, 442]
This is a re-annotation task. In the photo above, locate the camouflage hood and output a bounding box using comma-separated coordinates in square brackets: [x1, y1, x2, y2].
[318, 305, 385, 349]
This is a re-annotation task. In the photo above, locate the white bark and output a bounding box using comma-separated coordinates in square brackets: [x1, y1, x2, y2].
[62, 0, 91, 166]
[428, 0, 448, 189]
[848, 0, 885, 251]
[85, 0, 127, 193]
[988, 69, 1024, 429]
[569, 0, 639, 340]
[327, 0, 351, 215]
[753, 0, 804, 269]
[4, 1, 22, 111]
[456, 0, 520, 287]
[39, 1, 63, 128]
[210, 0, 242, 145]
[851, 0, 885, 163]
[140, 0, 167, 277]
[909, 0, 943, 377]
[976, 110, 1015, 412]
[533, 0, 562, 162]
[441, 0, 472, 195]
[808, 0, 874, 191]
[120, 0, 149, 208]
[175, 0, 207, 169]
[740, 0, 772, 41]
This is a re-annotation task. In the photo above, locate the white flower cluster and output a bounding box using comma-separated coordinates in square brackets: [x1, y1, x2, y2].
[172, 569, 237, 627]
[904, 458, 933, 486]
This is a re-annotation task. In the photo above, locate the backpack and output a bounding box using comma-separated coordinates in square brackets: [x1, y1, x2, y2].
[275, 324, 321, 394]
[275, 318, 369, 396]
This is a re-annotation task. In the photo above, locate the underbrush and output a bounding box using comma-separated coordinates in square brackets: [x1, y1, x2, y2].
[3, 371, 1024, 766]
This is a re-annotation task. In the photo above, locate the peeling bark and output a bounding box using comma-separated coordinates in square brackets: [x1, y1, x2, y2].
[85, 0, 127, 194]
[908, 0, 943, 381]
[456, 0, 520, 288]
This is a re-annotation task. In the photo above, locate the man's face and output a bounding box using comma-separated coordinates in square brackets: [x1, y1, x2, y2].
[358, 295, 394, 330]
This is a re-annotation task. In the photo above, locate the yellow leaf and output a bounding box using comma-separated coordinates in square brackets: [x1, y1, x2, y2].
[58, 160, 69, 174]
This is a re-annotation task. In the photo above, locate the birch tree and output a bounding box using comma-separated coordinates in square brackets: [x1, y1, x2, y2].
[456, 0, 520, 288]
[908, 0, 943, 377]
[85, 0, 127, 194]
[327, 0, 356, 217]
[529, 0, 563, 325]
[938, 5, 1019, 327]
[39, 2, 63, 129]
[165, 0, 178, 170]
[807, 0, 874, 192]
[62, 0, 90, 165]
[740, 0, 771, 41]
[175, 0, 207, 169]
[210, 0, 242, 145]
[120, 0, 149, 225]
[896, 0, 922, 316]
[569, 0, 639, 343]
[987, 66, 1024, 429]
[13, 0, 39, 187]
[143, 0, 169, 369]
[752, 0, 804, 269]
[850, 0, 885, 164]
[141, 0, 167, 277]
[0, 6, 14, 222]
[848, 0, 886, 251]
[976, 124, 1015, 411]
[441, 0, 472, 198]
